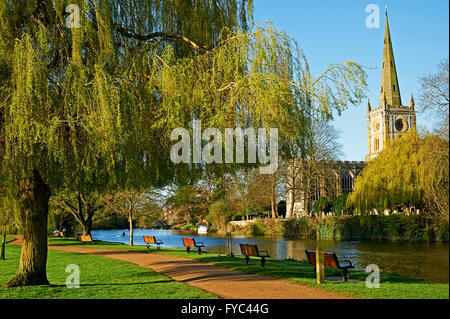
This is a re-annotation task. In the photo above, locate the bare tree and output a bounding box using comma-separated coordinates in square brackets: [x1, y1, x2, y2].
[52, 191, 103, 236]
[104, 189, 152, 246]
[419, 58, 449, 138]
[284, 116, 342, 216]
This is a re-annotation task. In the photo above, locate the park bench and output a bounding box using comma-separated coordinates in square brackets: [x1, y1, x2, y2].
[239, 243, 270, 267]
[143, 236, 163, 250]
[74, 233, 82, 240]
[182, 237, 205, 254]
[80, 234, 95, 244]
[304, 250, 354, 282]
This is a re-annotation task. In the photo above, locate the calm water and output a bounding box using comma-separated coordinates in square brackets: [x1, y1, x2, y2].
[91, 228, 450, 283]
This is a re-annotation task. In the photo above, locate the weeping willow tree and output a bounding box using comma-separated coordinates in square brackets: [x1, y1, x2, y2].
[0, 0, 366, 287]
[347, 129, 449, 217]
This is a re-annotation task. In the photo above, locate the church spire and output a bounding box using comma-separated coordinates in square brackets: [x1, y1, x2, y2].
[379, 10, 402, 107]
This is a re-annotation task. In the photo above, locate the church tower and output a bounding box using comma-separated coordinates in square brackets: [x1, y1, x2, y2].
[366, 10, 416, 161]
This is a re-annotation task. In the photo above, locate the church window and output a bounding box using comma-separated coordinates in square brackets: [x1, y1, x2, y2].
[393, 85, 396, 92]
[341, 173, 353, 193]
[374, 138, 380, 151]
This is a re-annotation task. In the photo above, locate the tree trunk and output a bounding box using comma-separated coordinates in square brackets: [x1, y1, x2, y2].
[129, 217, 134, 246]
[1, 232, 6, 260]
[289, 192, 295, 218]
[316, 243, 325, 284]
[315, 230, 325, 284]
[81, 223, 91, 236]
[6, 169, 51, 287]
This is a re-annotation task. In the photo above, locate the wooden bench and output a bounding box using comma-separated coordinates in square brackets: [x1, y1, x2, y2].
[304, 250, 354, 281]
[74, 233, 82, 241]
[239, 244, 270, 267]
[143, 236, 163, 250]
[81, 235, 95, 244]
[182, 237, 205, 254]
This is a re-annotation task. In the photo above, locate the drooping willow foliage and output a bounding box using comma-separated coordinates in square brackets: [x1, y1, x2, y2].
[0, 0, 367, 195]
[347, 129, 449, 220]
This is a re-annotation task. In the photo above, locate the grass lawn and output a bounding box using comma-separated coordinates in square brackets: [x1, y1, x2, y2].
[0, 241, 218, 299]
[2, 237, 448, 299]
[44, 237, 449, 299]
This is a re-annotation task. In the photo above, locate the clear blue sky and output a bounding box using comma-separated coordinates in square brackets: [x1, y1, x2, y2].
[253, 0, 449, 161]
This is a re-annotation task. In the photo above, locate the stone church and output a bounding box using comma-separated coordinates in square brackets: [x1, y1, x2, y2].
[285, 11, 416, 217]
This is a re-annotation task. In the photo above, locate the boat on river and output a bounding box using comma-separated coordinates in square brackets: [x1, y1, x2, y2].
[198, 224, 208, 234]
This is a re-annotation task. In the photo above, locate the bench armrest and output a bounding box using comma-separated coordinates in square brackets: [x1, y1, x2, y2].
[339, 259, 353, 267]
[259, 250, 270, 256]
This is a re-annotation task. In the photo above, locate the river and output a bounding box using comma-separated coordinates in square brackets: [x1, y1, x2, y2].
[91, 228, 449, 283]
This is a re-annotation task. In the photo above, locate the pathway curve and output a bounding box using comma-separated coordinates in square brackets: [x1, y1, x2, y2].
[9, 236, 354, 299]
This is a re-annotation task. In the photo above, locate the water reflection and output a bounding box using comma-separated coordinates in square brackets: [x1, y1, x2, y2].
[91, 228, 449, 283]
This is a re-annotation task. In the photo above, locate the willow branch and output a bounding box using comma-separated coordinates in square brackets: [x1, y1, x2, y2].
[112, 23, 204, 51]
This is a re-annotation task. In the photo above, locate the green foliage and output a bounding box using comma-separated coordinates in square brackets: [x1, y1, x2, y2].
[0, 1, 368, 194]
[333, 193, 351, 216]
[206, 199, 236, 231]
[313, 197, 332, 213]
[92, 210, 129, 230]
[278, 216, 448, 242]
[281, 217, 315, 239]
[347, 129, 449, 219]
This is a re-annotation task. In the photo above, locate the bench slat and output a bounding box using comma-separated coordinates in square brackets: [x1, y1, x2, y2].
[81, 235, 93, 242]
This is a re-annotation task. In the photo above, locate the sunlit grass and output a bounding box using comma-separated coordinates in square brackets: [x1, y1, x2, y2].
[0, 242, 218, 299]
[2, 237, 447, 299]
[46, 237, 449, 299]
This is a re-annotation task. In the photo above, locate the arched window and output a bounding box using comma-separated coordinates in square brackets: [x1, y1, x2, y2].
[374, 137, 380, 151]
[341, 173, 353, 193]
[393, 85, 396, 92]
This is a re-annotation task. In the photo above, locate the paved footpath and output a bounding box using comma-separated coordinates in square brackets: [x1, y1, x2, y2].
[10, 236, 354, 299]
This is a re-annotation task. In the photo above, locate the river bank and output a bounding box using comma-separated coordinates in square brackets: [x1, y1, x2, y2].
[224, 216, 449, 242]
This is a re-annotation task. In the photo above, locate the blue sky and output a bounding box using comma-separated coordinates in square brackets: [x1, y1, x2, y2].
[253, 0, 449, 161]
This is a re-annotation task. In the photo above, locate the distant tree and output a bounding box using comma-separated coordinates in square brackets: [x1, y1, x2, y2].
[51, 191, 103, 236]
[167, 184, 209, 223]
[104, 189, 150, 246]
[421, 135, 449, 221]
[313, 197, 332, 215]
[136, 201, 165, 228]
[284, 114, 343, 216]
[333, 193, 350, 216]
[242, 169, 283, 218]
[419, 58, 449, 138]
[207, 200, 237, 232]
